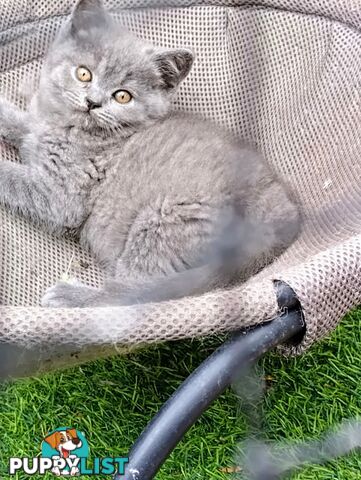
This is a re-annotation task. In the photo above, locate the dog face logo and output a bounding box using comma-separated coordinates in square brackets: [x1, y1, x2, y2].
[44, 429, 82, 459]
[42, 427, 89, 476]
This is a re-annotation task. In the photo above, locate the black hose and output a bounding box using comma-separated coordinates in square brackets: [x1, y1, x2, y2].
[118, 283, 304, 480]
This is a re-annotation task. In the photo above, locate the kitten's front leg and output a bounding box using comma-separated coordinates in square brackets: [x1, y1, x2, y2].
[0, 161, 53, 223]
[0, 98, 30, 147]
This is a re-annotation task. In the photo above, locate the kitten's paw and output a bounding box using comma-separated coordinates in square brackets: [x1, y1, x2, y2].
[41, 280, 90, 308]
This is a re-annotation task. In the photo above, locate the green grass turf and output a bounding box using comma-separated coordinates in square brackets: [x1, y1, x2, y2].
[0, 309, 360, 479]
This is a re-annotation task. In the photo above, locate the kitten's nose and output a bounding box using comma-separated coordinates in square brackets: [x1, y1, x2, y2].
[86, 98, 102, 110]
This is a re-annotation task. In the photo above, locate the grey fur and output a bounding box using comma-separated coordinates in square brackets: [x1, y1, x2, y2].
[0, 0, 300, 308]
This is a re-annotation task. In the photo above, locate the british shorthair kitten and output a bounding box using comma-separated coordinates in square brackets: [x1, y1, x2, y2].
[0, 0, 300, 307]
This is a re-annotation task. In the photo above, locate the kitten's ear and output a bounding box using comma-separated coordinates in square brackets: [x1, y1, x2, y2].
[153, 49, 194, 90]
[70, 0, 108, 35]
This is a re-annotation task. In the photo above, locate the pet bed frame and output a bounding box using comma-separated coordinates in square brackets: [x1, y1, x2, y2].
[0, 1, 360, 478]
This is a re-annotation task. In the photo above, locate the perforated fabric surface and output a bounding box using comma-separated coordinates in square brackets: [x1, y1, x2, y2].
[1, 0, 361, 375]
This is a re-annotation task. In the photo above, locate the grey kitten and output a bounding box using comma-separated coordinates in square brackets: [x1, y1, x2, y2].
[0, 0, 300, 308]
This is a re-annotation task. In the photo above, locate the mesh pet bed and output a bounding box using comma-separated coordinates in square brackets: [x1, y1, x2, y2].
[1, 1, 361, 477]
[1, 0, 360, 375]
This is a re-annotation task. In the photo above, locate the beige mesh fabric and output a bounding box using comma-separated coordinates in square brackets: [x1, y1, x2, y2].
[1, 0, 361, 375]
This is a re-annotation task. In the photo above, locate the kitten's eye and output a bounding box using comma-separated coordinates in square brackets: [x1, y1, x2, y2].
[76, 66, 92, 82]
[114, 90, 132, 104]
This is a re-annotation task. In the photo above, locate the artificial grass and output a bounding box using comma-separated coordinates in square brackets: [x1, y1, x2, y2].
[0, 309, 360, 479]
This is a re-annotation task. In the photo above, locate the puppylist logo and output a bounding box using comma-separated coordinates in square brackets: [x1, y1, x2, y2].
[9, 427, 128, 476]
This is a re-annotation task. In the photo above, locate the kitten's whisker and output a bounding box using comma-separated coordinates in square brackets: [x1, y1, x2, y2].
[63, 90, 84, 110]
[64, 97, 134, 137]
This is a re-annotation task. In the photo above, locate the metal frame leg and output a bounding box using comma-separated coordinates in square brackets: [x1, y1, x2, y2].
[118, 282, 305, 480]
